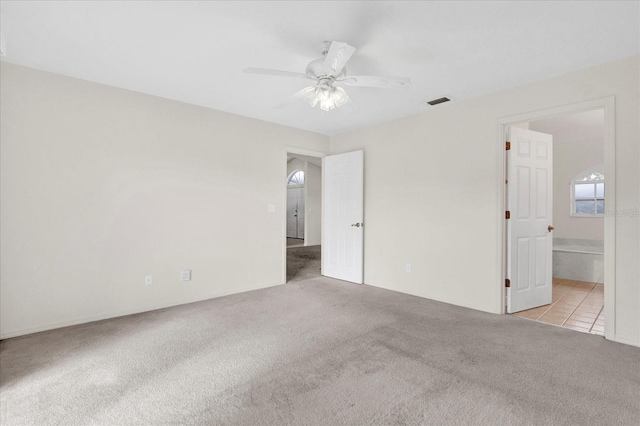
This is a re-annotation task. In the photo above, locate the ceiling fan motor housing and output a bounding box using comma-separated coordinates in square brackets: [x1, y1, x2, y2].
[306, 58, 345, 80]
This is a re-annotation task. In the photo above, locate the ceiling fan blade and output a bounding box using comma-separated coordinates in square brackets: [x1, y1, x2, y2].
[323, 41, 356, 76]
[274, 86, 317, 109]
[244, 67, 311, 80]
[339, 75, 411, 88]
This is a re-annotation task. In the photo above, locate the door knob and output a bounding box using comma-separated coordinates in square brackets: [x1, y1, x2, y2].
[351, 222, 362, 227]
[548, 225, 554, 232]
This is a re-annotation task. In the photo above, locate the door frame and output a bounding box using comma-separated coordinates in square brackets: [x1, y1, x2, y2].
[282, 147, 326, 284]
[497, 97, 616, 341]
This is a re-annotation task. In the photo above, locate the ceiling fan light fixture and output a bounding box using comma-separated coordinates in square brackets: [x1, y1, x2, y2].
[317, 84, 349, 111]
[332, 86, 349, 108]
[302, 79, 349, 112]
[320, 97, 334, 112]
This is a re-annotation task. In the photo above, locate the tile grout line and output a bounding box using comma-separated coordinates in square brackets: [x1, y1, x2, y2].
[585, 283, 603, 331]
[560, 285, 592, 327]
[563, 282, 601, 330]
[545, 280, 579, 322]
[589, 305, 605, 333]
[589, 283, 605, 334]
[534, 303, 553, 320]
[534, 279, 578, 320]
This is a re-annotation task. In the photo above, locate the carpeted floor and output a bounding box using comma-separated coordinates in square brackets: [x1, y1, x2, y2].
[287, 244, 321, 282]
[1, 276, 639, 425]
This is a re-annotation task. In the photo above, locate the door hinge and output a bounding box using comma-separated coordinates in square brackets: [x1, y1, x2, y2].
[505, 279, 511, 288]
[506, 141, 511, 150]
[505, 210, 511, 219]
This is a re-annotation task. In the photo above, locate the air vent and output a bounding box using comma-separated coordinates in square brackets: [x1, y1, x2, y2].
[426, 97, 451, 106]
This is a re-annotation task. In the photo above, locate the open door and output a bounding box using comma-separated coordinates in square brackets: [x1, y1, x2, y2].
[507, 127, 553, 313]
[322, 150, 364, 284]
[286, 187, 304, 239]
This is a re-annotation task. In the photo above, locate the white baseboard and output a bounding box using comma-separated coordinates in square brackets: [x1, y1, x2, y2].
[0, 281, 283, 340]
[612, 334, 640, 348]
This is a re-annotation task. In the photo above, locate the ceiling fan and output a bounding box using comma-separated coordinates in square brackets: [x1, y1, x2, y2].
[244, 41, 411, 112]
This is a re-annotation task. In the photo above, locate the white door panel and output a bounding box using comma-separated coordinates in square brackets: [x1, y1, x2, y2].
[287, 188, 297, 238]
[297, 189, 305, 239]
[507, 127, 553, 313]
[287, 187, 304, 239]
[322, 150, 364, 284]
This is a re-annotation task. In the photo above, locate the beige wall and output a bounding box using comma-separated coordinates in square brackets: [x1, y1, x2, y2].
[2, 56, 638, 347]
[0, 62, 329, 338]
[550, 138, 604, 241]
[287, 158, 306, 177]
[330, 55, 639, 346]
[526, 113, 605, 242]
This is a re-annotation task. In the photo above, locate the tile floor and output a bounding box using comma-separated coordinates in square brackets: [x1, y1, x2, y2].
[512, 278, 604, 335]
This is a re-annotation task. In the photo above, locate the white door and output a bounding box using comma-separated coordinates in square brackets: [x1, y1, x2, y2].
[507, 127, 553, 313]
[296, 188, 305, 239]
[322, 150, 364, 284]
[286, 187, 304, 239]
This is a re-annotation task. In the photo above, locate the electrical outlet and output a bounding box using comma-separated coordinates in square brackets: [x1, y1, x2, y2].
[145, 275, 153, 286]
[181, 269, 191, 281]
[405, 264, 411, 273]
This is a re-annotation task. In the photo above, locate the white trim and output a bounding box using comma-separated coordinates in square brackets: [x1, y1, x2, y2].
[611, 334, 640, 348]
[602, 97, 616, 342]
[0, 281, 282, 340]
[283, 147, 326, 284]
[497, 97, 616, 341]
[285, 147, 328, 159]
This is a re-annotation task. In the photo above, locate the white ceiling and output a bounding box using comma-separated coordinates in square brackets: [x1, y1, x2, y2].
[1, 1, 638, 136]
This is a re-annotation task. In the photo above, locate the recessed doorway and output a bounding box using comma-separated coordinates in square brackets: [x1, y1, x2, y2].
[500, 99, 614, 340]
[510, 110, 605, 335]
[285, 151, 323, 282]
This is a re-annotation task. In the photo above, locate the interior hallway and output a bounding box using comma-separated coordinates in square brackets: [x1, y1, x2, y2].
[286, 243, 321, 282]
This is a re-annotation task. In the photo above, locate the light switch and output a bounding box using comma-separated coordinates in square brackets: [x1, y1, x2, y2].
[181, 269, 191, 281]
[268, 204, 276, 213]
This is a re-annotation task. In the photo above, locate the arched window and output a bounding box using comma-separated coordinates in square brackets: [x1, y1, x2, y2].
[287, 170, 305, 186]
[571, 165, 604, 216]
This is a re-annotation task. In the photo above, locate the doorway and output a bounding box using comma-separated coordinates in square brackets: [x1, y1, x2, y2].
[286, 169, 305, 243]
[285, 151, 323, 282]
[499, 98, 615, 340]
[282, 149, 365, 285]
[507, 110, 606, 335]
